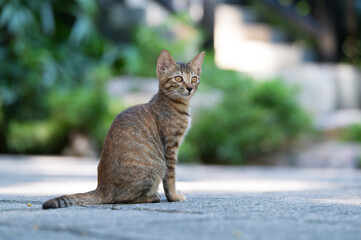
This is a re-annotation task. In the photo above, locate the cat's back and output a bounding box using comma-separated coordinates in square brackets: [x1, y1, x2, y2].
[102, 103, 159, 149]
[113, 103, 154, 129]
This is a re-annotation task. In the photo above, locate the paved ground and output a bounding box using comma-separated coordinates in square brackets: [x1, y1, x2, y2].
[0, 155, 361, 240]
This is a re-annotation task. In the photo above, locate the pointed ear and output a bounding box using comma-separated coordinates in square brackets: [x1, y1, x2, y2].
[157, 49, 177, 75]
[189, 51, 205, 75]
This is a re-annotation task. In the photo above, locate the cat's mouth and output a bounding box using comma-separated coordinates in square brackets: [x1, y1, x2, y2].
[181, 91, 192, 97]
[175, 90, 193, 98]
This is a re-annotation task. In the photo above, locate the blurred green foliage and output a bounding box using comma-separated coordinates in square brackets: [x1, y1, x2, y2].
[121, 14, 203, 76]
[1, 0, 311, 163]
[341, 124, 361, 168]
[179, 53, 311, 164]
[0, 0, 122, 153]
[341, 124, 361, 143]
[7, 120, 63, 153]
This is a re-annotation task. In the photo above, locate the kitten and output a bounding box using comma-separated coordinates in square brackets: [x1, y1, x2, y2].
[43, 49, 205, 209]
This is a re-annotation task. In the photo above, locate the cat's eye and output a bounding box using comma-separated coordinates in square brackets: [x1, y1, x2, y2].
[191, 76, 198, 83]
[175, 76, 183, 82]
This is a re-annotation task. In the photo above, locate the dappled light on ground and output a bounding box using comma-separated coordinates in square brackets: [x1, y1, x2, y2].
[177, 180, 332, 193]
[0, 156, 358, 196]
[0, 178, 333, 196]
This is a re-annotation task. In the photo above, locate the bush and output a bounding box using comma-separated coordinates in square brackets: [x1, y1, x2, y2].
[0, 0, 122, 154]
[180, 60, 311, 164]
[7, 120, 65, 154]
[341, 124, 361, 143]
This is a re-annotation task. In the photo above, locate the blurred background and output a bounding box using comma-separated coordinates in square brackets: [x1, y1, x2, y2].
[1, 0, 361, 168]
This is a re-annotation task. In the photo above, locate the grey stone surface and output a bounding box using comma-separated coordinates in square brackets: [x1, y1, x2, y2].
[1, 155, 361, 240]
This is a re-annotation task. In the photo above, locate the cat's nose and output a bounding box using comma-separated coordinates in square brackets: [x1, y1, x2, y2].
[186, 87, 193, 93]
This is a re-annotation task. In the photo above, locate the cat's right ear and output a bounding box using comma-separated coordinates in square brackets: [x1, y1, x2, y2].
[157, 49, 177, 75]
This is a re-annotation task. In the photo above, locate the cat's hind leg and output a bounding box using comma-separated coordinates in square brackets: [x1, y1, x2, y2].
[133, 192, 161, 203]
[133, 179, 162, 203]
[110, 181, 161, 204]
[111, 189, 160, 204]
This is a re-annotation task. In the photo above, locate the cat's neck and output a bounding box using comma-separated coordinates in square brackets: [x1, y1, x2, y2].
[149, 91, 190, 114]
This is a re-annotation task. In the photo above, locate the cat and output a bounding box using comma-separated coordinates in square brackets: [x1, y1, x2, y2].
[42, 49, 205, 209]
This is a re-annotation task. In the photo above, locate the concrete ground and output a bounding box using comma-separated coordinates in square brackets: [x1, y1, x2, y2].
[0, 155, 361, 240]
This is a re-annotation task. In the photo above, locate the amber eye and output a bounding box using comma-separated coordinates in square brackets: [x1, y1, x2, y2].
[191, 76, 198, 83]
[175, 76, 183, 82]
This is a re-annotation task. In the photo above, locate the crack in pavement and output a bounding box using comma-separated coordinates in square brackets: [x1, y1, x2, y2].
[129, 207, 203, 215]
[0, 200, 43, 204]
[0, 208, 41, 213]
[80, 204, 204, 214]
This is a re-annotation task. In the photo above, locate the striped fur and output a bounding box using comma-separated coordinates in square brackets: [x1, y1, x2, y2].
[42, 50, 205, 209]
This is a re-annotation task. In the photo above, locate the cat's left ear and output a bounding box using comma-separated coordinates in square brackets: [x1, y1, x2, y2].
[189, 51, 205, 75]
[157, 49, 177, 76]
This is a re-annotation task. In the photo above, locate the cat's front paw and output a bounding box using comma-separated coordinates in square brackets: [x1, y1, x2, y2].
[167, 192, 186, 202]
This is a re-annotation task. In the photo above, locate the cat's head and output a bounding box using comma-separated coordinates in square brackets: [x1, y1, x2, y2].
[156, 49, 205, 100]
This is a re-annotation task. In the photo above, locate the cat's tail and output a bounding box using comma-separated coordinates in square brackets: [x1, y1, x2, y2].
[42, 189, 104, 209]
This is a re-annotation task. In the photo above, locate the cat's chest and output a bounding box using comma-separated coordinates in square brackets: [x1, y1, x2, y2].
[161, 115, 190, 146]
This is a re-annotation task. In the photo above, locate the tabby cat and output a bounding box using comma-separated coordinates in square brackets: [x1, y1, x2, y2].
[42, 49, 205, 209]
